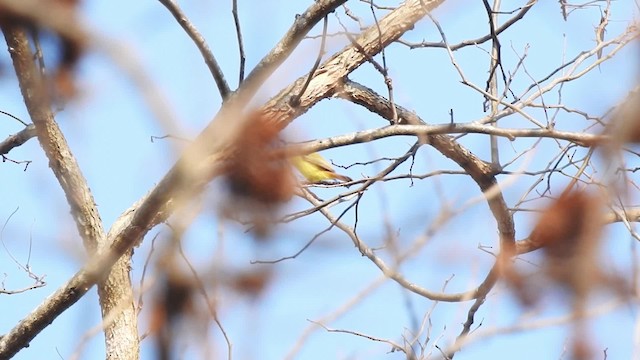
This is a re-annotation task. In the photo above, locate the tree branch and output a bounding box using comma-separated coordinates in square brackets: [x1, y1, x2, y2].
[1, 24, 138, 360]
[158, 0, 231, 99]
[0, 124, 36, 155]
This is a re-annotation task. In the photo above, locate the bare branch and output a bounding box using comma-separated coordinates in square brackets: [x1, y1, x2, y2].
[231, 0, 246, 84]
[2, 24, 104, 255]
[1, 23, 138, 360]
[158, 0, 231, 99]
[0, 124, 36, 155]
[261, 0, 446, 123]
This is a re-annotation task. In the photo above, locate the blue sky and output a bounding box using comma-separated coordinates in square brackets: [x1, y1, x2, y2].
[1, 1, 639, 359]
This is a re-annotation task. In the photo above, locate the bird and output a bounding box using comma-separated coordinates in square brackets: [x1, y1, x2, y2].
[291, 152, 352, 184]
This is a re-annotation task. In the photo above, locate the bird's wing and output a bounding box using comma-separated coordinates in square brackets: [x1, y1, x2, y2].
[303, 153, 334, 172]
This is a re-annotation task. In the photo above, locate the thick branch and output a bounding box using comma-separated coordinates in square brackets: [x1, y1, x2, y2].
[2, 24, 104, 254]
[261, 0, 446, 125]
[2, 24, 137, 360]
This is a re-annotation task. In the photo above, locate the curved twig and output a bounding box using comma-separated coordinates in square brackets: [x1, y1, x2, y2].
[158, 0, 231, 99]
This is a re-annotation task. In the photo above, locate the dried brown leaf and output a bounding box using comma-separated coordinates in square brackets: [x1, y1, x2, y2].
[228, 269, 273, 299]
[223, 110, 296, 237]
[531, 188, 603, 298]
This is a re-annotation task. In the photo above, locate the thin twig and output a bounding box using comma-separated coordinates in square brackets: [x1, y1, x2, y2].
[231, 0, 246, 84]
